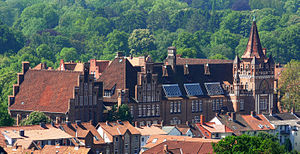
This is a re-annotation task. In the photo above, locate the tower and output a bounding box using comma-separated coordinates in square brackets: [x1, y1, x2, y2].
[233, 20, 275, 114]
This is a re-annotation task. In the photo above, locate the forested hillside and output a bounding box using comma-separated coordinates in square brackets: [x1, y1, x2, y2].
[0, 0, 299, 125]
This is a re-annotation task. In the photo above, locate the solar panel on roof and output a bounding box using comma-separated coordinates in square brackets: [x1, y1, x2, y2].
[184, 83, 203, 96]
[162, 84, 182, 97]
[204, 82, 224, 95]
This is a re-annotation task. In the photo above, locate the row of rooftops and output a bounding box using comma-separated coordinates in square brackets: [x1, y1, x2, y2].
[1, 111, 299, 152]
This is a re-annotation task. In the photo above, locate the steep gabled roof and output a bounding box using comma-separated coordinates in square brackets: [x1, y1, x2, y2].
[98, 58, 137, 102]
[9, 70, 81, 113]
[242, 21, 265, 59]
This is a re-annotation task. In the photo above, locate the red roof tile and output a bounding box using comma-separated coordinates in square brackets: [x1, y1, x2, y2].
[143, 140, 214, 154]
[60, 122, 105, 144]
[9, 70, 81, 113]
[241, 114, 275, 131]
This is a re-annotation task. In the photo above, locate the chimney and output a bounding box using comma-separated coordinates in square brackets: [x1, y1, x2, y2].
[160, 120, 164, 127]
[263, 48, 266, 56]
[186, 121, 190, 127]
[231, 112, 236, 121]
[163, 144, 168, 152]
[166, 46, 176, 70]
[51, 121, 55, 127]
[19, 130, 24, 137]
[22, 61, 30, 74]
[66, 121, 71, 127]
[251, 111, 256, 117]
[75, 120, 81, 126]
[56, 117, 60, 124]
[116, 52, 124, 58]
[16, 114, 21, 126]
[200, 115, 205, 125]
[40, 122, 46, 128]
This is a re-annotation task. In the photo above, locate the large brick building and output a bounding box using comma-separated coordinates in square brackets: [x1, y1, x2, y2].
[8, 62, 104, 125]
[8, 20, 276, 127]
[99, 20, 276, 126]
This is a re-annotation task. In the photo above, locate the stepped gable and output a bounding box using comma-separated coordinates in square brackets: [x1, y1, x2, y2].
[242, 21, 265, 59]
[98, 57, 137, 102]
[9, 69, 81, 113]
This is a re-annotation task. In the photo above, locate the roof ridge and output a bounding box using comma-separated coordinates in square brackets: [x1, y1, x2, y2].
[28, 69, 82, 74]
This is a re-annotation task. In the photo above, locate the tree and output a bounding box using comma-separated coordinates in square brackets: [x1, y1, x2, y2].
[107, 104, 133, 122]
[279, 60, 300, 112]
[128, 29, 156, 56]
[105, 30, 129, 56]
[212, 134, 285, 153]
[20, 111, 51, 126]
[0, 22, 24, 54]
[36, 44, 55, 61]
[0, 104, 14, 126]
[58, 47, 78, 62]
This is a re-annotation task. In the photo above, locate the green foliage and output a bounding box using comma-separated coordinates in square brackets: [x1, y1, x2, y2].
[279, 60, 300, 111]
[107, 104, 133, 122]
[212, 133, 285, 153]
[58, 47, 78, 62]
[20, 111, 51, 126]
[0, 22, 24, 54]
[128, 29, 156, 55]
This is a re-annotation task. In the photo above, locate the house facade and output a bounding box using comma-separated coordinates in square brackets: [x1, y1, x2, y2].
[8, 61, 104, 124]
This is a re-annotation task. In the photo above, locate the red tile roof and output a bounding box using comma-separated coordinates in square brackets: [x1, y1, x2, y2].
[59, 122, 105, 144]
[241, 114, 275, 131]
[97, 121, 140, 141]
[41, 145, 91, 154]
[98, 58, 137, 102]
[9, 69, 81, 113]
[143, 140, 214, 154]
[195, 122, 233, 139]
[144, 135, 218, 149]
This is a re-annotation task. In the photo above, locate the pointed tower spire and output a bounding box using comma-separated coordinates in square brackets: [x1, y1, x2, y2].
[233, 55, 241, 64]
[241, 21, 265, 59]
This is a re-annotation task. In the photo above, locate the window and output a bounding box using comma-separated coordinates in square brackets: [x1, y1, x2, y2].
[199, 100, 203, 112]
[170, 102, 174, 113]
[259, 99, 268, 110]
[134, 148, 138, 154]
[178, 101, 181, 113]
[174, 102, 177, 113]
[125, 144, 128, 149]
[141, 137, 144, 142]
[156, 104, 160, 116]
[195, 100, 199, 112]
[213, 99, 216, 111]
[115, 137, 118, 142]
[192, 100, 195, 112]
[138, 105, 142, 117]
[114, 149, 118, 154]
[152, 104, 155, 116]
[147, 105, 151, 116]
[143, 105, 146, 117]
[130, 106, 134, 118]
[240, 99, 244, 111]
[194, 116, 200, 123]
[216, 99, 220, 110]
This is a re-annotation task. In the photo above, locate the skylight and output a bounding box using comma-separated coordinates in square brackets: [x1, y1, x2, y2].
[184, 83, 204, 96]
[204, 82, 224, 95]
[162, 84, 182, 97]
